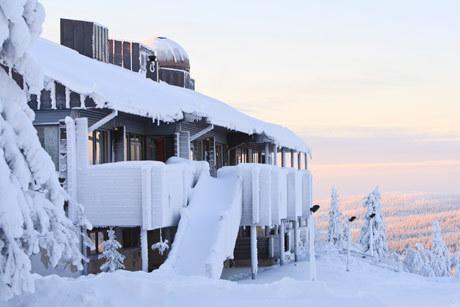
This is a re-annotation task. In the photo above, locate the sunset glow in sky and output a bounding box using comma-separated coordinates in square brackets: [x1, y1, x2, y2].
[40, 0, 460, 198]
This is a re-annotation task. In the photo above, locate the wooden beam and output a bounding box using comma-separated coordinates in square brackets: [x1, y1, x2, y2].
[88, 110, 118, 133]
[190, 124, 214, 141]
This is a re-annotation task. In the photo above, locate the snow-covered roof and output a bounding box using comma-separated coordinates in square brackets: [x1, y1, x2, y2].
[30, 38, 309, 153]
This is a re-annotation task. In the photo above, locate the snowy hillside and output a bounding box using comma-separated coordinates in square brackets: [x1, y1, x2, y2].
[316, 192, 460, 252]
[3, 249, 459, 307]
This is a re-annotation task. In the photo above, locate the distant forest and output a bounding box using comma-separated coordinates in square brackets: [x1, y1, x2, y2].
[316, 192, 460, 252]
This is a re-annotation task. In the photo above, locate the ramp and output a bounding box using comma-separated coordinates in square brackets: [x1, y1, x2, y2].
[160, 173, 242, 279]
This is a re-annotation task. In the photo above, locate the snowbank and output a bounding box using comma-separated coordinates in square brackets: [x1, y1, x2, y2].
[4, 251, 459, 307]
[160, 170, 242, 279]
[29, 38, 309, 153]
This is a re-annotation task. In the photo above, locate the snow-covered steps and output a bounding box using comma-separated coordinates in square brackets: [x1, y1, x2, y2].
[160, 172, 242, 279]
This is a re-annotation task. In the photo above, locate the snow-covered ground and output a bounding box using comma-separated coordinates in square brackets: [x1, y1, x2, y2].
[4, 250, 459, 307]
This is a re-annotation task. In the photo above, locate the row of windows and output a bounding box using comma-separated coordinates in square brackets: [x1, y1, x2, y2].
[88, 130, 171, 165]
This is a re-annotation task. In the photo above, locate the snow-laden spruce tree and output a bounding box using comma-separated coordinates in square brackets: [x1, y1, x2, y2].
[359, 187, 388, 260]
[0, 0, 89, 300]
[327, 187, 344, 247]
[430, 220, 451, 277]
[99, 228, 125, 272]
[151, 228, 169, 256]
[403, 243, 434, 277]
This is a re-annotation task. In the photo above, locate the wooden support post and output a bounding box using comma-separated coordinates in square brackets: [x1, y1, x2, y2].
[264, 143, 270, 165]
[141, 229, 148, 272]
[274, 146, 279, 166]
[308, 215, 317, 281]
[281, 148, 286, 168]
[250, 225, 258, 279]
[297, 152, 302, 170]
[279, 222, 285, 265]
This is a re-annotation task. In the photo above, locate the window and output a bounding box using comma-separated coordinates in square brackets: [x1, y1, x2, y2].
[88, 228, 107, 255]
[146, 136, 168, 161]
[122, 227, 140, 249]
[88, 130, 109, 165]
[216, 143, 224, 169]
[128, 134, 144, 161]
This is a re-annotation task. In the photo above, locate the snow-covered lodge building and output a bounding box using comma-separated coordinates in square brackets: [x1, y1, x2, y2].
[15, 19, 313, 278]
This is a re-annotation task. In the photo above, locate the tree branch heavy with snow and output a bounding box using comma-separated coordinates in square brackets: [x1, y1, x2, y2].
[0, 0, 89, 300]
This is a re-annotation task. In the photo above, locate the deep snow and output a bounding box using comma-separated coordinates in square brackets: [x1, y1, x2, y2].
[3, 249, 459, 307]
[160, 173, 242, 278]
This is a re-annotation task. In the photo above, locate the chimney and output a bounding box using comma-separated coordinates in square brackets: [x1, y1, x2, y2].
[60, 18, 109, 63]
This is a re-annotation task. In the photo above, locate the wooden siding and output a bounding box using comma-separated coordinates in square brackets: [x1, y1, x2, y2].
[60, 19, 108, 62]
[34, 110, 71, 125]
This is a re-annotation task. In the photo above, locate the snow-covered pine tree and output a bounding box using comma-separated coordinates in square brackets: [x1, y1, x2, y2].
[359, 187, 388, 260]
[99, 228, 125, 272]
[430, 220, 451, 277]
[151, 228, 169, 256]
[327, 187, 344, 247]
[403, 243, 434, 277]
[0, 0, 88, 300]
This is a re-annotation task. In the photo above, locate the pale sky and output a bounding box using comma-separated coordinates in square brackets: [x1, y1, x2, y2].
[39, 0, 460, 199]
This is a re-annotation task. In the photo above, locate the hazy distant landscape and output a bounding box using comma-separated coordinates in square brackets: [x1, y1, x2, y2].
[316, 192, 460, 252]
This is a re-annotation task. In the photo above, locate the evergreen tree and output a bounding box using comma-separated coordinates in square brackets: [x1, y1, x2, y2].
[99, 228, 125, 272]
[359, 187, 388, 260]
[327, 187, 344, 247]
[151, 229, 169, 256]
[430, 220, 451, 277]
[403, 243, 434, 277]
[0, 0, 88, 300]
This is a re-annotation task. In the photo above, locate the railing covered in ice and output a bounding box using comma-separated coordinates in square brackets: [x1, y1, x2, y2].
[78, 159, 209, 230]
[218, 163, 313, 227]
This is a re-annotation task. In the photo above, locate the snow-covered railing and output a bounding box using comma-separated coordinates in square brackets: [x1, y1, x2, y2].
[218, 163, 312, 227]
[78, 160, 209, 229]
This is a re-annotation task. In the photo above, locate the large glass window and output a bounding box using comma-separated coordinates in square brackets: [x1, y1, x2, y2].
[145, 136, 167, 162]
[128, 135, 144, 161]
[88, 130, 109, 165]
[88, 228, 107, 255]
[122, 227, 140, 249]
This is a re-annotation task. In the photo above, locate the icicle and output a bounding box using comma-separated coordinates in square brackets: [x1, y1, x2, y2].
[65, 87, 70, 109]
[50, 81, 56, 109]
[80, 95, 86, 109]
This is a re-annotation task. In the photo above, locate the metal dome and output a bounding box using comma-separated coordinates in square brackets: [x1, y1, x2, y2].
[150, 37, 190, 72]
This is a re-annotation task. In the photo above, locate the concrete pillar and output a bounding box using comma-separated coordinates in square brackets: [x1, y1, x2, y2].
[141, 229, 149, 272]
[250, 225, 258, 279]
[304, 152, 308, 170]
[291, 150, 295, 168]
[279, 222, 285, 265]
[75, 118, 89, 174]
[264, 143, 271, 165]
[268, 228, 275, 258]
[294, 218, 300, 262]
